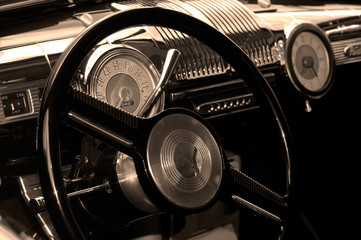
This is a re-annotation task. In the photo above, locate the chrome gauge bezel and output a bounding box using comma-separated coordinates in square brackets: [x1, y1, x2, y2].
[285, 23, 335, 99]
[87, 44, 163, 116]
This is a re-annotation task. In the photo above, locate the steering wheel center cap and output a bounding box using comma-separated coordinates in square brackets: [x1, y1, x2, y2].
[147, 113, 223, 210]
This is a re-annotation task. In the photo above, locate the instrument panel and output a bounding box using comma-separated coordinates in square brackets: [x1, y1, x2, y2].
[1, 1, 358, 126]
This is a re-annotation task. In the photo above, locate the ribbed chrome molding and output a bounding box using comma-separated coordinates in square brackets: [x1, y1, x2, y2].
[112, 0, 278, 81]
[155, 27, 228, 80]
[183, 0, 276, 66]
[331, 37, 361, 65]
[155, 0, 229, 80]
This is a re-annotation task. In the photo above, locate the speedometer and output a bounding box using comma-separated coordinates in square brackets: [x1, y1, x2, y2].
[88, 46, 162, 116]
[285, 23, 335, 99]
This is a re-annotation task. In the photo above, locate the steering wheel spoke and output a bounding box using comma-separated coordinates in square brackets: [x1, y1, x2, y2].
[226, 167, 287, 223]
[63, 88, 141, 154]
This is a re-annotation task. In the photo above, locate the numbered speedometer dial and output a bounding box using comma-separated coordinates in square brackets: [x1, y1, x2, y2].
[285, 24, 335, 98]
[89, 46, 162, 116]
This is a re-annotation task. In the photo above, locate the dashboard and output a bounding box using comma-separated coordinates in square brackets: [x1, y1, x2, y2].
[0, 0, 360, 239]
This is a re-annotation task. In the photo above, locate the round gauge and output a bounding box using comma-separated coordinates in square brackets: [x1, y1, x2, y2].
[285, 23, 335, 98]
[89, 46, 162, 116]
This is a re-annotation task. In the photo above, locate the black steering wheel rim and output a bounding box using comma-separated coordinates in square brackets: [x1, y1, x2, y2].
[37, 7, 292, 240]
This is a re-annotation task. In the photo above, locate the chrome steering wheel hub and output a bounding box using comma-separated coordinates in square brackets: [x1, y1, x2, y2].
[147, 113, 223, 209]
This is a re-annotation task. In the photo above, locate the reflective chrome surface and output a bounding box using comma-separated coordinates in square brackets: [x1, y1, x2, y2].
[116, 153, 159, 213]
[147, 113, 223, 209]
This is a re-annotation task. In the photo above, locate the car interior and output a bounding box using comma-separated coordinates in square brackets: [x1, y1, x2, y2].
[0, 0, 360, 239]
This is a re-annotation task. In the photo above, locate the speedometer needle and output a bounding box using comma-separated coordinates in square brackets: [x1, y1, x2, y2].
[138, 49, 181, 117]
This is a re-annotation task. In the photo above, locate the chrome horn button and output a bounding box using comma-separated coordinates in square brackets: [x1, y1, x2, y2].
[147, 113, 223, 210]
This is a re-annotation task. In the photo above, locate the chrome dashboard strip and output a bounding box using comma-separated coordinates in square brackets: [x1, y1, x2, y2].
[0, 44, 44, 65]
[326, 24, 361, 36]
[0, 38, 73, 65]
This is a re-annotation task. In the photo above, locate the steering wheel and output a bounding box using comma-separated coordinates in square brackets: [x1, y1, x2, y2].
[37, 8, 292, 240]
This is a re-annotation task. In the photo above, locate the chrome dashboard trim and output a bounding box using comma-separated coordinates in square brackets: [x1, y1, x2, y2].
[326, 24, 361, 36]
[194, 93, 256, 115]
[331, 37, 361, 65]
[0, 38, 73, 66]
[0, 44, 45, 65]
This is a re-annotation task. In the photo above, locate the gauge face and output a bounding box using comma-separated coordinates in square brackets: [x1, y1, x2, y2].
[89, 47, 161, 116]
[286, 24, 334, 98]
